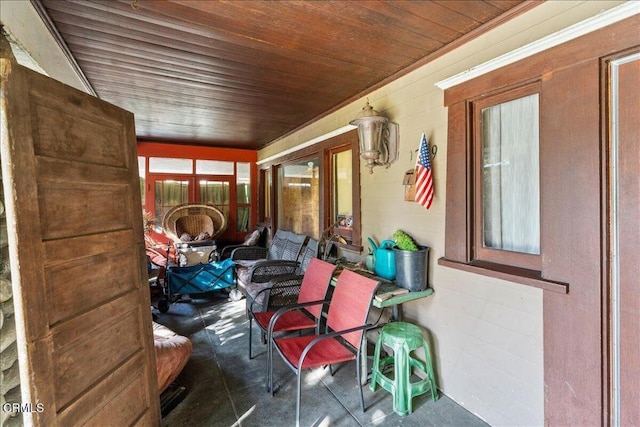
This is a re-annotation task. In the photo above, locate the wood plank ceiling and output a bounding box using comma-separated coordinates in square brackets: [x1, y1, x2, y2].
[38, 0, 531, 150]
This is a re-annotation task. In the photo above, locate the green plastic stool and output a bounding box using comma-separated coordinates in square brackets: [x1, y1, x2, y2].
[369, 321, 438, 416]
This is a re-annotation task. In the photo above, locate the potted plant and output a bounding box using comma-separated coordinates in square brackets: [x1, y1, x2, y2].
[392, 230, 429, 291]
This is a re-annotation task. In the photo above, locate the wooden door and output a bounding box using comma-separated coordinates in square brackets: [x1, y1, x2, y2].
[608, 52, 640, 427]
[0, 37, 160, 425]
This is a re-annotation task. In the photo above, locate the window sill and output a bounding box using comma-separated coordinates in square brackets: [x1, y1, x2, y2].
[437, 257, 569, 294]
[338, 242, 362, 253]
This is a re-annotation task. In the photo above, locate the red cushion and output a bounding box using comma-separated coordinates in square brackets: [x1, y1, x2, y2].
[147, 248, 167, 267]
[254, 310, 316, 332]
[274, 335, 355, 370]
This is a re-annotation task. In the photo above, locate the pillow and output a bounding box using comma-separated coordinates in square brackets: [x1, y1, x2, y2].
[194, 231, 211, 241]
[243, 229, 261, 246]
[179, 233, 193, 242]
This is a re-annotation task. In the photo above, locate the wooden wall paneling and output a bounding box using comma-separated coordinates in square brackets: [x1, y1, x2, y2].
[441, 100, 470, 263]
[541, 59, 603, 426]
[39, 0, 529, 148]
[609, 53, 640, 427]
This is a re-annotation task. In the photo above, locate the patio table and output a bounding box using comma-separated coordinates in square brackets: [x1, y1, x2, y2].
[331, 265, 434, 321]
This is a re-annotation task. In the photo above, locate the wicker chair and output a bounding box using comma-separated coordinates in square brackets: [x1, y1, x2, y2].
[162, 204, 227, 245]
[241, 238, 320, 313]
[219, 224, 269, 260]
[237, 235, 319, 315]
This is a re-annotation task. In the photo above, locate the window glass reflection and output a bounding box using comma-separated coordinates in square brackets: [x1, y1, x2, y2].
[277, 159, 320, 238]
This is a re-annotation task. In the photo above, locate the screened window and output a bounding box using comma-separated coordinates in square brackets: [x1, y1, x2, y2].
[199, 179, 230, 220]
[262, 168, 272, 221]
[138, 143, 256, 244]
[333, 149, 353, 221]
[138, 156, 146, 205]
[154, 179, 189, 229]
[330, 147, 355, 244]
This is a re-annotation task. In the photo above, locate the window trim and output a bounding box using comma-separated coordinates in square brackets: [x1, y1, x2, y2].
[439, 82, 568, 294]
[325, 143, 359, 248]
[259, 168, 272, 223]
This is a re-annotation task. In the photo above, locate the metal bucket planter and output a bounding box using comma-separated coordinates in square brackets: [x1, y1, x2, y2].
[393, 246, 429, 291]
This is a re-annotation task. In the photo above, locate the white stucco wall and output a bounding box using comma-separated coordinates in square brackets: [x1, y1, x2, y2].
[259, 2, 627, 425]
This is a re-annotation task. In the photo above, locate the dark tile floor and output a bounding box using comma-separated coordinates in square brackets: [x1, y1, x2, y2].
[156, 294, 489, 427]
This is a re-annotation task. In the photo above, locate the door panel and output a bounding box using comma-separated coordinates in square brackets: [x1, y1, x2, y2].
[39, 182, 132, 239]
[1, 37, 160, 426]
[47, 247, 136, 324]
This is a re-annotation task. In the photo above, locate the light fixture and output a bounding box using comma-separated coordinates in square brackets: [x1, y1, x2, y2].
[349, 100, 399, 174]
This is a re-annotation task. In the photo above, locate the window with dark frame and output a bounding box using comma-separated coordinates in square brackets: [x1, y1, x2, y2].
[258, 130, 361, 250]
[439, 80, 552, 289]
[260, 168, 272, 223]
[328, 145, 355, 245]
[236, 162, 251, 233]
[472, 83, 542, 271]
[276, 157, 320, 238]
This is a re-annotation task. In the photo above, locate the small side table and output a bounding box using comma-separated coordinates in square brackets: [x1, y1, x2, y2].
[372, 285, 434, 321]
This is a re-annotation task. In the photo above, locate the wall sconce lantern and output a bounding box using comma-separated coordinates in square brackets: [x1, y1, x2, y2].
[349, 100, 399, 174]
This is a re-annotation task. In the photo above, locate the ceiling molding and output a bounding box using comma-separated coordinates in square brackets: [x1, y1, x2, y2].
[30, 0, 96, 96]
[257, 125, 356, 165]
[436, 1, 639, 90]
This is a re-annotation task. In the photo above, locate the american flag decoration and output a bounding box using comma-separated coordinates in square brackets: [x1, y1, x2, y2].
[414, 133, 434, 209]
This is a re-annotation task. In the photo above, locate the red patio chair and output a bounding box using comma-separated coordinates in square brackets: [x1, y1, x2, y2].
[269, 269, 380, 426]
[248, 258, 337, 360]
